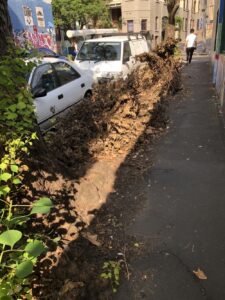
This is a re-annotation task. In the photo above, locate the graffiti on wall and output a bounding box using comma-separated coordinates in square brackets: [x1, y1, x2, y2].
[23, 5, 34, 26]
[35, 6, 45, 27]
[14, 30, 54, 49]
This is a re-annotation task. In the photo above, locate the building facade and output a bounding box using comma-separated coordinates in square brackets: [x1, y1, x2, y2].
[109, 0, 211, 46]
[206, 0, 215, 41]
[211, 0, 225, 108]
[121, 0, 167, 46]
[109, 0, 122, 28]
[8, 0, 55, 50]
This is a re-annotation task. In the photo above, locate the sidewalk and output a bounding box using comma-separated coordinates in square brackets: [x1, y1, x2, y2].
[115, 57, 225, 299]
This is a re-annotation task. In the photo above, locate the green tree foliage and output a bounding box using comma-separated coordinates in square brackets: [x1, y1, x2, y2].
[0, 2, 54, 298]
[0, 51, 35, 144]
[52, 0, 111, 29]
[0, 47, 54, 299]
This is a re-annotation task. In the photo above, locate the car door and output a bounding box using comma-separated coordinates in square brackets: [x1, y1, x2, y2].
[31, 63, 59, 126]
[121, 41, 135, 78]
[52, 61, 86, 112]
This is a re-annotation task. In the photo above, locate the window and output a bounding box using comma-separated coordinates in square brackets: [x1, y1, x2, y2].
[53, 62, 80, 86]
[196, 0, 200, 12]
[141, 19, 147, 31]
[162, 16, 168, 40]
[197, 19, 200, 30]
[185, 18, 188, 31]
[190, 19, 195, 29]
[31, 64, 58, 93]
[192, 0, 196, 13]
[162, 16, 168, 30]
[127, 20, 134, 32]
[185, 0, 189, 9]
[77, 42, 121, 61]
[155, 16, 158, 30]
[123, 42, 132, 62]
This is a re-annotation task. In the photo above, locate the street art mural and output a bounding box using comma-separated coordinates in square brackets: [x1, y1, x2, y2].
[14, 30, 54, 49]
[8, 0, 55, 50]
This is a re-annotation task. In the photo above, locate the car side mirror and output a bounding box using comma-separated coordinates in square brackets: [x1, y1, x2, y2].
[32, 87, 47, 98]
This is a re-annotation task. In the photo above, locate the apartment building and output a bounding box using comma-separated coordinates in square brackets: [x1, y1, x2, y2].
[109, 0, 211, 45]
[174, 0, 191, 41]
[121, 0, 167, 46]
[178, 0, 210, 44]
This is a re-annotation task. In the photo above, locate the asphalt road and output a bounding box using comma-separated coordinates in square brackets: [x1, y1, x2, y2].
[114, 56, 225, 300]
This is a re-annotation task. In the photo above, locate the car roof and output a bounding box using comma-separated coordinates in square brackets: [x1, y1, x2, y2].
[38, 47, 54, 51]
[84, 35, 146, 43]
[85, 36, 129, 42]
[26, 57, 67, 64]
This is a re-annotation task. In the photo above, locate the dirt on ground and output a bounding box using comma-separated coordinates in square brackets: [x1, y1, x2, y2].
[24, 41, 181, 300]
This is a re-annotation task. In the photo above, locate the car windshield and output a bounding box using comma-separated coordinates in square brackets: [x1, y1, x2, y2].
[77, 41, 121, 61]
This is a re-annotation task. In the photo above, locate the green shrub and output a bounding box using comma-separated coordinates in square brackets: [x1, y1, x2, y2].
[0, 48, 52, 299]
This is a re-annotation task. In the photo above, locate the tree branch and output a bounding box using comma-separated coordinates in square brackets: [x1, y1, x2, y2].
[168, 2, 180, 24]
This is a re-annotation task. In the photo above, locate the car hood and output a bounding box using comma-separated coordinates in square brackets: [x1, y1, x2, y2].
[74, 60, 122, 77]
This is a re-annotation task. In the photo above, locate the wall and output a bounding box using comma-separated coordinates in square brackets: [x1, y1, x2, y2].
[121, 0, 168, 45]
[8, 0, 55, 50]
[212, 0, 225, 108]
[213, 54, 225, 106]
[121, 0, 208, 45]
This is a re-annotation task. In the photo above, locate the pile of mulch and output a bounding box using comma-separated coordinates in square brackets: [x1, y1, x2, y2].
[27, 40, 182, 299]
[46, 49, 181, 170]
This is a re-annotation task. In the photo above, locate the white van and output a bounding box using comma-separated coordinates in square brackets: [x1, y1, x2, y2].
[74, 34, 150, 83]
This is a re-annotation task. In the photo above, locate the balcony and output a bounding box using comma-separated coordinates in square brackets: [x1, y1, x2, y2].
[109, 0, 122, 8]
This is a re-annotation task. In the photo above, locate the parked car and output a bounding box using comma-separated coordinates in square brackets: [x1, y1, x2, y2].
[74, 33, 151, 83]
[28, 57, 93, 129]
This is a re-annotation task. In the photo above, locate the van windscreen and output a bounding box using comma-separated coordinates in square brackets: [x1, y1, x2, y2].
[77, 42, 121, 61]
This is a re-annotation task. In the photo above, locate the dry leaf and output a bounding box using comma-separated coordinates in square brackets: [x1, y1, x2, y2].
[59, 280, 84, 296]
[82, 232, 101, 247]
[193, 268, 207, 280]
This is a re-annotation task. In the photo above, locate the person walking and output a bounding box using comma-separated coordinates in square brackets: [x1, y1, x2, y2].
[185, 29, 197, 64]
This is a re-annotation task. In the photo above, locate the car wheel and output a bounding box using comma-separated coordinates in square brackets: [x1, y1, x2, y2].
[84, 90, 92, 101]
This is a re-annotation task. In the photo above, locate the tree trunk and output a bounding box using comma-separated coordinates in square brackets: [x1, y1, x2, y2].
[166, 0, 179, 39]
[165, 24, 175, 39]
[0, 0, 12, 55]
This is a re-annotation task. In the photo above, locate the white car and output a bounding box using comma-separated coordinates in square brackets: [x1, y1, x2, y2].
[28, 57, 93, 129]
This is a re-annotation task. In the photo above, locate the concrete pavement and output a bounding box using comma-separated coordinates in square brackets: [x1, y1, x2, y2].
[114, 57, 225, 300]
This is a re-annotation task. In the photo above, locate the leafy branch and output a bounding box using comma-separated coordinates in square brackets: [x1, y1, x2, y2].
[0, 48, 53, 299]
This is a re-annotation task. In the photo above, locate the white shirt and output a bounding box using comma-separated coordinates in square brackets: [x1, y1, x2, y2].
[186, 33, 197, 48]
